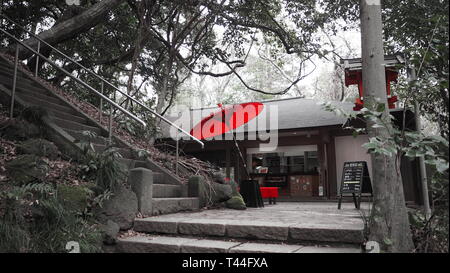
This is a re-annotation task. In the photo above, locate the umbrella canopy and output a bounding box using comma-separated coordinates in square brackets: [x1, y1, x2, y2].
[190, 102, 264, 140]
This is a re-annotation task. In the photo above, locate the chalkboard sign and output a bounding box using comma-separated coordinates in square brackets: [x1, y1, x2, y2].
[338, 161, 373, 209]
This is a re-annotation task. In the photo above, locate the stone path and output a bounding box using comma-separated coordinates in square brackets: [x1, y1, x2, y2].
[149, 202, 369, 227]
[117, 202, 370, 253]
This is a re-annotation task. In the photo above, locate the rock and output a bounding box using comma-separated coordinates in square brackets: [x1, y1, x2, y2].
[56, 184, 90, 212]
[212, 172, 226, 184]
[225, 181, 246, 209]
[188, 176, 233, 207]
[5, 154, 49, 185]
[0, 119, 41, 141]
[20, 106, 49, 125]
[17, 138, 60, 159]
[102, 220, 120, 245]
[210, 182, 233, 203]
[95, 185, 138, 230]
[225, 194, 247, 210]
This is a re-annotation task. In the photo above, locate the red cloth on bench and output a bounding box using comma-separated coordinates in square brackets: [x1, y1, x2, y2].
[260, 187, 279, 199]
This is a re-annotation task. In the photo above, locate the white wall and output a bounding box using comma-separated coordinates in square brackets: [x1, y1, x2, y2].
[334, 135, 373, 192]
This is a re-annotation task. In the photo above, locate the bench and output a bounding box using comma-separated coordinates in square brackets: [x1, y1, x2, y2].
[260, 187, 279, 204]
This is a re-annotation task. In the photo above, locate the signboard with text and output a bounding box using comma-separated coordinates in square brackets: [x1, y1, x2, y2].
[338, 161, 373, 209]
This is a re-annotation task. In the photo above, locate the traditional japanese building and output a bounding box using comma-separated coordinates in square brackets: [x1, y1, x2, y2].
[159, 97, 422, 205]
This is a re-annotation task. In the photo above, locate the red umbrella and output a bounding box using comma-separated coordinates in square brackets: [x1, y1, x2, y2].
[190, 102, 264, 140]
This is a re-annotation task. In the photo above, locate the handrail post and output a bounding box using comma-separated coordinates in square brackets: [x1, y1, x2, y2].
[108, 107, 113, 145]
[108, 89, 115, 145]
[176, 129, 179, 175]
[35, 40, 40, 77]
[99, 82, 103, 122]
[9, 43, 19, 118]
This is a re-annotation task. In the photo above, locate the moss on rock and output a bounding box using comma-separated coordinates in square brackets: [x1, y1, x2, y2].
[17, 138, 60, 159]
[56, 184, 90, 212]
[225, 194, 247, 210]
[5, 154, 49, 185]
[0, 119, 41, 141]
[225, 181, 246, 210]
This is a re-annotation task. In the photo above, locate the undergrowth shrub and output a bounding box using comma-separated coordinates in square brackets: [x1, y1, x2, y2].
[410, 168, 449, 253]
[0, 183, 103, 253]
[76, 131, 127, 192]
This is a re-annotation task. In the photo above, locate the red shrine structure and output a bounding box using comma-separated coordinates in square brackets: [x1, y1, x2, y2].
[341, 54, 405, 111]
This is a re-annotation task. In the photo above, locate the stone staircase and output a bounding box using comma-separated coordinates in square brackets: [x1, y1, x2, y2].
[0, 55, 199, 217]
[116, 203, 365, 253]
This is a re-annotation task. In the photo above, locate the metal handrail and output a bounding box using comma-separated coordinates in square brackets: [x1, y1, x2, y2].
[0, 13, 204, 148]
[0, 28, 146, 125]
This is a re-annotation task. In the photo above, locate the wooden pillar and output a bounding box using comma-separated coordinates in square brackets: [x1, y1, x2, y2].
[317, 143, 325, 198]
[327, 135, 337, 198]
[319, 128, 331, 199]
[225, 143, 231, 179]
[236, 149, 240, 182]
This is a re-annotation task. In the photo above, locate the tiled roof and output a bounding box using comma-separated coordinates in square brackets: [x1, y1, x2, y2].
[159, 97, 354, 139]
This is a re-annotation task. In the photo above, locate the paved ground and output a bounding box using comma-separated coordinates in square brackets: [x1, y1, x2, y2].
[142, 201, 371, 230]
[117, 202, 370, 253]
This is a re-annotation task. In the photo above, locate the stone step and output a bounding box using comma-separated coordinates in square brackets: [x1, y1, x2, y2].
[131, 160, 166, 184]
[0, 66, 29, 79]
[151, 198, 199, 216]
[133, 212, 364, 245]
[0, 71, 33, 83]
[0, 75, 85, 118]
[35, 100, 78, 116]
[17, 91, 64, 106]
[153, 172, 165, 185]
[117, 158, 138, 170]
[116, 235, 361, 253]
[0, 62, 32, 77]
[0, 60, 33, 71]
[0, 79, 53, 101]
[44, 109, 87, 124]
[0, 60, 19, 70]
[153, 184, 182, 198]
[53, 117, 102, 135]
[0, 60, 11, 67]
[21, 95, 78, 115]
[0, 73, 41, 90]
[0, 79, 64, 108]
[117, 159, 166, 185]
[0, 73, 88, 118]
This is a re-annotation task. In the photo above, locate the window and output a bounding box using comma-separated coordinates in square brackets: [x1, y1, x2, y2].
[248, 145, 319, 175]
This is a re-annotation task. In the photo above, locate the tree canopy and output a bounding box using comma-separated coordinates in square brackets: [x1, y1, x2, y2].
[1, 0, 338, 112]
[0, 0, 448, 137]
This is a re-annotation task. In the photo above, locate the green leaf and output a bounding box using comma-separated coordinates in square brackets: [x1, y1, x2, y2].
[436, 160, 449, 173]
[362, 142, 378, 150]
[405, 149, 417, 158]
[379, 148, 393, 157]
[373, 216, 383, 223]
[383, 238, 393, 246]
[372, 123, 385, 129]
[376, 103, 386, 112]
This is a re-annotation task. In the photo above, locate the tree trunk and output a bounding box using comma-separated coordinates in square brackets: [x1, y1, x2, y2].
[360, 0, 414, 252]
[11, 0, 125, 59]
